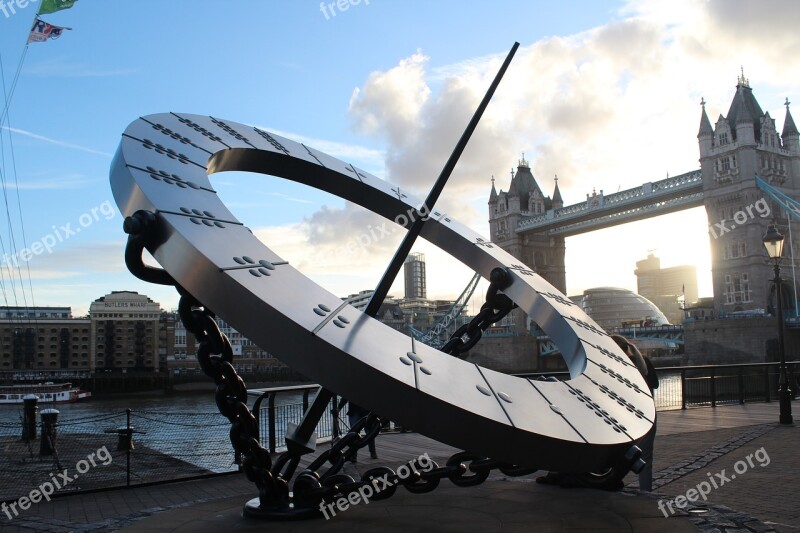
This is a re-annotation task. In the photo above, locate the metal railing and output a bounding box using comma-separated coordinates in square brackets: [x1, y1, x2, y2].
[666, 361, 799, 410]
[0, 386, 348, 503]
[249, 384, 341, 454]
[517, 361, 799, 411]
[0, 407, 239, 504]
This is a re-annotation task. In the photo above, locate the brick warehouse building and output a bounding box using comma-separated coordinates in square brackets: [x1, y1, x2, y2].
[0, 307, 91, 371]
[89, 291, 161, 372]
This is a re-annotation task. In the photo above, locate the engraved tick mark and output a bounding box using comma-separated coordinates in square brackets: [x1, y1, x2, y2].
[509, 264, 534, 276]
[222, 257, 289, 272]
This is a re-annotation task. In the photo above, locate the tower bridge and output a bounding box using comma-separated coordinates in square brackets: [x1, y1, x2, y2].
[488, 74, 800, 329]
[516, 170, 703, 237]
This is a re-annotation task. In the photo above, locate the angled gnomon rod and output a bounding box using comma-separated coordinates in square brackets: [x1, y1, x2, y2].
[364, 41, 520, 318]
[286, 42, 519, 472]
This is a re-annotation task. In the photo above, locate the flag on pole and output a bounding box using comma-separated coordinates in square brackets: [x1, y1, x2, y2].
[38, 0, 79, 15]
[27, 18, 71, 44]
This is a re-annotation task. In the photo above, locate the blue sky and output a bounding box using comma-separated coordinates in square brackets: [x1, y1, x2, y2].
[1, 0, 799, 316]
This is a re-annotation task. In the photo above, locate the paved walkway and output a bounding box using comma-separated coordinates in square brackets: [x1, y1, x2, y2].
[0, 402, 796, 532]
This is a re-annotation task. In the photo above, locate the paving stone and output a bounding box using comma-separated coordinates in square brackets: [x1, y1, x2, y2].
[6, 403, 793, 532]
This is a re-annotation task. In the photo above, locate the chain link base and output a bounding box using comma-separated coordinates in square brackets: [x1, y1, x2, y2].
[242, 497, 322, 520]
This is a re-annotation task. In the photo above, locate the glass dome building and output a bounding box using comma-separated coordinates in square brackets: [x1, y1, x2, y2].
[577, 287, 670, 331]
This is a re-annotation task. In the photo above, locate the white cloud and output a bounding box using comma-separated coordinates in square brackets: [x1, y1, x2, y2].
[252, 215, 402, 297]
[250, 0, 800, 302]
[2, 126, 113, 157]
[349, 51, 431, 147]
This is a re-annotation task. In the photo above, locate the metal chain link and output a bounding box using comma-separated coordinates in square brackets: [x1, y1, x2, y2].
[441, 267, 516, 357]
[295, 440, 543, 510]
[123, 212, 636, 517]
[176, 291, 281, 509]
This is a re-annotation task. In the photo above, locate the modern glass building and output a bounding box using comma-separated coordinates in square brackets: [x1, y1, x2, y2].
[577, 287, 670, 330]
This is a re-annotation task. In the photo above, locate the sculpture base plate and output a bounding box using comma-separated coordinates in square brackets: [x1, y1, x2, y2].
[242, 497, 323, 520]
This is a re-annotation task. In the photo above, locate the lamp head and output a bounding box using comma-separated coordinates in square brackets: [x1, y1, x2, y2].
[763, 224, 785, 260]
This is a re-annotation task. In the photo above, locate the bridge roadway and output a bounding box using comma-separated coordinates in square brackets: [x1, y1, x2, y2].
[536, 324, 685, 354]
[516, 170, 703, 237]
[611, 324, 685, 344]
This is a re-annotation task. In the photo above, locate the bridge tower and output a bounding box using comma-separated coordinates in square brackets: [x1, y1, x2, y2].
[698, 73, 800, 314]
[489, 158, 565, 332]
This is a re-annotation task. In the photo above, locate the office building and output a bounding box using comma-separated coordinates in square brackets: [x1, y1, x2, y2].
[635, 253, 698, 323]
[404, 253, 427, 300]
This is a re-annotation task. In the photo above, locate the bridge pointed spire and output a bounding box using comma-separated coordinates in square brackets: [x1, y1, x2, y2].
[552, 174, 563, 208]
[698, 97, 713, 138]
[783, 97, 799, 139]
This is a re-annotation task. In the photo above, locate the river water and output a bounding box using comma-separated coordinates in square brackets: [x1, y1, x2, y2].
[0, 390, 311, 474]
[0, 373, 684, 475]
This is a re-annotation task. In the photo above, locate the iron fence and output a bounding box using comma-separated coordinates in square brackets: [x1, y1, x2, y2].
[0, 386, 344, 504]
[249, 385, 345, 454]
[517, 361, 799, 411]
[670, 362, 799, 409]
[0, 407, 236, 504]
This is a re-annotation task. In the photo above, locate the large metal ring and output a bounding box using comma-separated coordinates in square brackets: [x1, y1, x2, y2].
[110, 113, 655, 473]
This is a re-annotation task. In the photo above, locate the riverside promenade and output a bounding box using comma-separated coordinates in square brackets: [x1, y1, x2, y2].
[1, 402, 796, 532]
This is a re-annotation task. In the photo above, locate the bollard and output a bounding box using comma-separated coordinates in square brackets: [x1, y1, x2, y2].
[115, 426, 135, 451]
[22, 394, 38, 441]
[39, 408, 59, 456]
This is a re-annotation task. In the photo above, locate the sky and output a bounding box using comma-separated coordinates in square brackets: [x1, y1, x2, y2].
[1, 0, 800, 317]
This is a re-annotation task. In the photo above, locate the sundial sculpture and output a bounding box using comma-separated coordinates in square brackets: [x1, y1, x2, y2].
[111, 43, 654, 518]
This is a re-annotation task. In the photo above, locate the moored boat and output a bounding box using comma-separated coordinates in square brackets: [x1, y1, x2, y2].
[0, 382, 91, 404]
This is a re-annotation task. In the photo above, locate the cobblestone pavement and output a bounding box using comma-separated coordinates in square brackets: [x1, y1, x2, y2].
[0, 402, 795, 532]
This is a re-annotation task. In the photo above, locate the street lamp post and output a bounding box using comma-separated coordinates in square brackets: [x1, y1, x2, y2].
[763, 224, 794, 425]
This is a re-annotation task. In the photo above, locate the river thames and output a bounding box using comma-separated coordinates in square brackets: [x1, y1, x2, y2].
[0, 389, 311, 474]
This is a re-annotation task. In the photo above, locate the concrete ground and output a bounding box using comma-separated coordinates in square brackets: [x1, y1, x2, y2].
[1, 402, 796, 532]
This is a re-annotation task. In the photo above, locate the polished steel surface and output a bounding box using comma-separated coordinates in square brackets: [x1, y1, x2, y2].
[110, 113, 655, 472]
